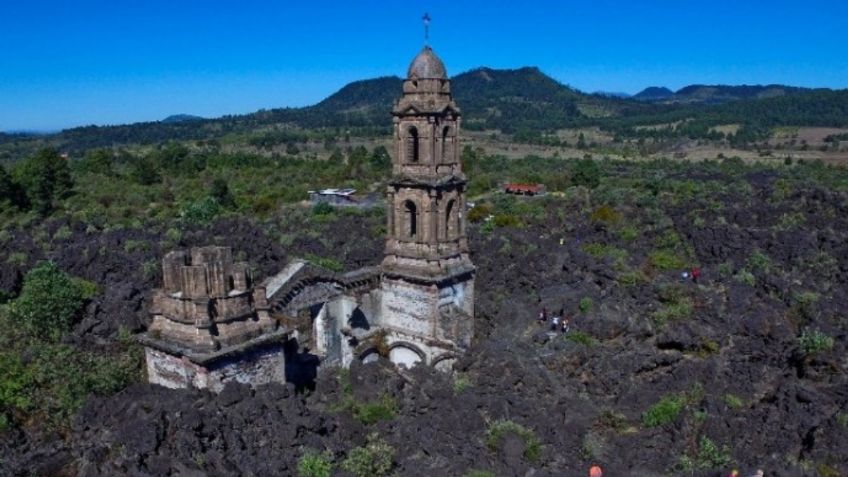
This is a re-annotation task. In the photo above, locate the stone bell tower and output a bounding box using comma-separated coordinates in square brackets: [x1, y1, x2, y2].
[379, 46, 475, 363]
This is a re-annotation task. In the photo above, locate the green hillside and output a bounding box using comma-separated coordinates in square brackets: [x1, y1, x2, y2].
[2, 67, 848, 158]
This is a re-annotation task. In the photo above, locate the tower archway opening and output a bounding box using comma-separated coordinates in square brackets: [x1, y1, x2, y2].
[441, 126, 451, 162]
[407, 127, 420, 162]
[445, 199, 456, 239]
[404, 200, 418, 238]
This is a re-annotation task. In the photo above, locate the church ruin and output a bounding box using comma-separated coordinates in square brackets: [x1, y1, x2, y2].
[141, 46, 475, 391]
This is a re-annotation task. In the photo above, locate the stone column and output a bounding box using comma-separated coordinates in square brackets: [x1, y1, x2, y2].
[386, 188, 395, 240]
[428, 191, 438, 245]
[459, 187, 467, 238]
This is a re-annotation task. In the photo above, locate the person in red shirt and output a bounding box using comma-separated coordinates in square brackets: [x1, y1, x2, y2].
[691, 266, 701, 284]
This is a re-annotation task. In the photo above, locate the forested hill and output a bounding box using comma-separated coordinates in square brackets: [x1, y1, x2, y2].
[3, 67, 848, 154]
[452, 67, 582, 131]
[19, 67, 593, 151]
[633, 84, 812, 104]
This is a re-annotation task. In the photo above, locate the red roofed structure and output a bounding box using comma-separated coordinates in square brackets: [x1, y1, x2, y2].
[504, 183, 545, 196]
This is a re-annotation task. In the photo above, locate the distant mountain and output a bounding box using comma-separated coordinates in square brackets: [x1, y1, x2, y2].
[633, 87, 674, 101]
[634, 84, 811, 104]
[4, 67, 846, 154]
[593, 91, 632, 99]
[452, 67, 582, 131]
[161, 114, 204, 123]
[261, 66, 586, 133]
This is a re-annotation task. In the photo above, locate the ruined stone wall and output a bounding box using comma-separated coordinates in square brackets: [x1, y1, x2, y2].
[145, 344, 286, 393]
[279, 281, 343, 316]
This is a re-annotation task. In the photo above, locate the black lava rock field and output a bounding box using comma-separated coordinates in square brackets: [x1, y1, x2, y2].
[1, 164, 847, 476]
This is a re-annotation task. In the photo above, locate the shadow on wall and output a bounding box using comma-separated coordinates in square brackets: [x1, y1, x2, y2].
[284, 338, 319, 392]
[349, 307, 370, 330]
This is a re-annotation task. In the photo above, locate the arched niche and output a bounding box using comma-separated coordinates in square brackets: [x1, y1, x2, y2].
[388, 342, 425, 368]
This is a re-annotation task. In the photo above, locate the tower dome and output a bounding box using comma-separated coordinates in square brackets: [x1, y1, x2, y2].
[407, 46, 447, 79]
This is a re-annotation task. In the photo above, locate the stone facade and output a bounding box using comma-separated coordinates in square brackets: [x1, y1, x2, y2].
[140, 246, 289, 392]
[378, 46, 475, 366]
[142, 47, 474, 391]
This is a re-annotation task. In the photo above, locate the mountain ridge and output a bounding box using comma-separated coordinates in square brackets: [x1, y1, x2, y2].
[634, 83, 814, 104]
[3, 67, 848, 152]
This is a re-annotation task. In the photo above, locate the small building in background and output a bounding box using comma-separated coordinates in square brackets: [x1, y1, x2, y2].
[308, 188, 380, 208]
[504, 183, 546, 196]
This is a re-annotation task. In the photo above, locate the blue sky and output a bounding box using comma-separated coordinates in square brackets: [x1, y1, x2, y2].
[2, 0, 847, 131]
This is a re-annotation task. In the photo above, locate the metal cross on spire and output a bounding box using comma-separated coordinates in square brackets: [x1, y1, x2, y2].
[422, 12, 431, 45]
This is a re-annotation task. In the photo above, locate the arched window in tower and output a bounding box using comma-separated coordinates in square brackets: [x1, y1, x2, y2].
[407, 127, 419, 163]
[441, 126, 451, 162]
[444, 199, 456, 239]
[404, 200, 418, 238]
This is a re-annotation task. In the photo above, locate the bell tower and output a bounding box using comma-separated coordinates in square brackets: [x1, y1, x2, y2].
[379, 45, 475, 362]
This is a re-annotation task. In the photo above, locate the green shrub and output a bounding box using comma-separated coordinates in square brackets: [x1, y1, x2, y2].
[463, 471, 495, 477]
[717, 261, 733, 276]
[333, 372, 396, 425]
[746, 249, 771, 271]
[734, 269, 756, 286]
[798, 329, 834, 356]
[492, 214, 523, 228]
[342, 433, 394, 477]
[453, 374, 472, 394]
[0, 351, 34, 428]
[297, 449, 333, 477]
[617, 225, 639, 242]
[73, 278, 99, 300]
[304, 254, 344, 273]
[590, 205, 621, 224]
[467, 203, 492, 223]
[354, 395, 396, 425]
[582, 243, 627, 262]
[312, 201, 334, 216]
[642, 394, 685, 427]
[164, 227, 182, 244]
[566, 331, 597, 347]
[836, 413, 848, 429]
[181, 196, 220, 224]
[142, 260, 160, 279]
[654, 229, 681, 249]
[651, 298, 693, 327]
[776, 211, 805, 230]
[678, 436, 732, 471]
[123, 239, 149, 253]
[8, 262, 87, 340]
[597, 409, 628, 431]
[579, 296, 593, 313]
[52, 225, 72, 241]
[0, 311, 141, 429]
[210, 178, 236, 208]
[486, 419, 542, 463]
[617, 270, 647, 286]
[649, 249, 686, 270]
[13, 148, 74, 215]
[571, 158, 601, 189]
[6, 252, 27, 266]
[724, 394, 744, 409]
